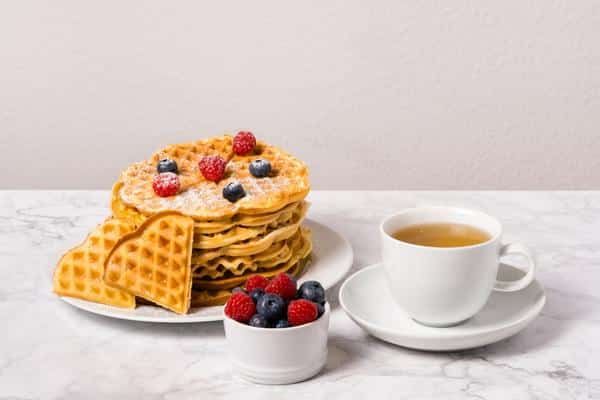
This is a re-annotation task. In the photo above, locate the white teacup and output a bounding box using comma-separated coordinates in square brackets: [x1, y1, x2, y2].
[380, 207, 535, 327]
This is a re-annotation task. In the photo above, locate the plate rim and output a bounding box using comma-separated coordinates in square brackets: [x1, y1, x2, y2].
[59, 218, 353, 323]
[339, 263, 546, 349]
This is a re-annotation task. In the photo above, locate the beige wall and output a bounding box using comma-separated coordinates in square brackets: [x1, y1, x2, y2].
[2, 1, 599, 189]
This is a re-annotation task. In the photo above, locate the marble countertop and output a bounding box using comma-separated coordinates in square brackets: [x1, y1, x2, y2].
[1, 191, 599, 399]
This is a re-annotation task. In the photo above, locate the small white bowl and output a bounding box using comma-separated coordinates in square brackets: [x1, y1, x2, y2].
[223, 304, 330, 385]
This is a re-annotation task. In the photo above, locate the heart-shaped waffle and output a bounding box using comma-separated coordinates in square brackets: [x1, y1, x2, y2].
[103, 211, 194, 314]
[53, 218, 136, 308]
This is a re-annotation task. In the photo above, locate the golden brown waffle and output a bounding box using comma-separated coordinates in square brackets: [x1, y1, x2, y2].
[190, 256, 310, 307]
[192, 228, 301, 279]
[192, 227, 312, 290]
[194, 225, 265, 249]
[191, 223, 299, 265]
[190, 202, 308, 265]
[103, 212, 194, 314]
[53, 219, 136, 308]
[221, 201, 299, 227]
[191, 200, 298, 234]
[111, 181, 147, 227]
[190, 289, 232, 307]
[117, 135, 310, 220]
[191, 202, 298, 249]
[55, 134, 312, 314]
[112, 180, 303, 234]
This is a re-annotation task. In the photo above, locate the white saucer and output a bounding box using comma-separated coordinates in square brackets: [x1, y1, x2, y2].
[339, 263, 545, 351]
[59, 219, 353, 323]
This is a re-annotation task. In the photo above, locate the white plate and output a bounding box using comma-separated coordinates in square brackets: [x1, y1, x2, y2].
[339, 263, 545, 351]
[59, 219, 353, 323]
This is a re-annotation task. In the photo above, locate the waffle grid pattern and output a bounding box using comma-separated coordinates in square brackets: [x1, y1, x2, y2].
[104, 212, 194, 314]
[118, 135, 310, 220]
[53, 219, 136, 308]
[55, 135, 312, 314]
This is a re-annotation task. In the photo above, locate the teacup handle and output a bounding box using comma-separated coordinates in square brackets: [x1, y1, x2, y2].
[494, 243, 536, 292]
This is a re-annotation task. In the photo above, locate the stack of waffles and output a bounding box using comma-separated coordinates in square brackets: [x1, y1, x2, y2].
[53, 134, 311, 314]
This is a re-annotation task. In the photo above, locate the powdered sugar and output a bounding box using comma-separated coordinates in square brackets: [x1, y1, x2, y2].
[118, 137, 309, 220]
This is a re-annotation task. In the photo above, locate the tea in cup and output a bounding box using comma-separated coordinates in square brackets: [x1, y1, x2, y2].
[380, 207, 535, 327]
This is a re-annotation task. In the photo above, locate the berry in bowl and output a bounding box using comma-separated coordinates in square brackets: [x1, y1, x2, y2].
[223, 273, 330, 385]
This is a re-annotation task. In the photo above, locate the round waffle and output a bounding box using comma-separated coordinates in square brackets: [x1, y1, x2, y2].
[190, 255, 310, 307]
[112, 181, 304, 234]
[190, 202, 307, 265]
[117, 135, 310, 221]
[192, 227, 312, 290]
[194, 200, 306, 250]
[191, 203, 297, 249]
[192, 228, 301, 279]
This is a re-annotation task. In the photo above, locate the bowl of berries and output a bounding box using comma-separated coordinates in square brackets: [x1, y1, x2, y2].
[223, 273, 330, 385]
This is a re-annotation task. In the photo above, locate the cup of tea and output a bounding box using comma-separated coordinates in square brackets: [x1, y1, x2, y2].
[380, 206, 535, 327]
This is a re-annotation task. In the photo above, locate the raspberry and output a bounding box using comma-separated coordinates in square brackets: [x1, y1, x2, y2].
[224, 292, 256, 323]
[265, 273, 297, 300]
[199, 155, 226, 182]
[245, 275, 269, 292]
[287, 299, 318, 326]
[152, 172, 180, 197]
[233, 131, 256, 155]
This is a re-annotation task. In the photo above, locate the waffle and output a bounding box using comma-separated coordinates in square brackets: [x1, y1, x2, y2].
[111, 181, 147, 227]
[117, 135, 310, 220]
[103, 211, 194, 314]
[112, 180, 303, 234]
[192, 227, 312, 290]
[114, 176, 306, 251]
[190, 289, 232, 307]
[191, 200, 298, 234]
[54, 133, 312, 315]
[191, 201, 308, 265]
[192, 228, 301, 279]
[190, 256, 310, 307]
[191, 223, 300, 265]
[53, 219, 136, 308]
[191, 201, 299, 249]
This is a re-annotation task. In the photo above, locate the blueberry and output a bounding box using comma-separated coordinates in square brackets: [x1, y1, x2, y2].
[231, 286, 245, 294]
[157, 158, 178, 174]
[249, 288, 265, 304]
[274, 319, 289, 328]
[223, 182, 246, 203]
[298, 281, 325, 304]
[249, 314, 268, 328]
[316, 302, 325, 317]
[249, 159, 271, 178]
[257, 293, 286, 322]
